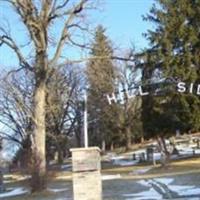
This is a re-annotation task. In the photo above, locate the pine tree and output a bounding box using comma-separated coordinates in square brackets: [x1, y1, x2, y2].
[141, 0, 200, 165]
[86, 25, 119, 150]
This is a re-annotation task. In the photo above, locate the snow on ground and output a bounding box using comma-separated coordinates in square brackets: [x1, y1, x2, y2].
[153, 152, 161, 161]
[107, 143, 200, 167]
[112, 158, 138, 166]
[0, 187, 29, 198]
[127, 177, 200, 199]
[110, 153, 139, 166]
[61, 164, 72, 170]
[131, 167, 152, 175]
[0, 187, 69, 198]
[171, 186, 200, 196]
[123, 188, 163, 200]
[178, 147, 194, 156]
[137, 180, 149, 187]
[154, 177, 174, 185]
[47, 188, 68, 193]
[194, 149, 200, 154]
[111, 155, 126, 160]
[102, 174, 121, 180]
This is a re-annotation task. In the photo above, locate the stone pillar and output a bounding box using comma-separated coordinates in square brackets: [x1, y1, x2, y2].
[70, 147, 102, 200]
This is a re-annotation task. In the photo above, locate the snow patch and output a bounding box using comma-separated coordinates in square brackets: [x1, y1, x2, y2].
[0, 187, 28, 198]
[131, 167, 152, 175]
[169, 185, 200, 196]
[102, 174, 121, 180]
[113, 159, 138, 166]
[137, 180, 149, 187]
[123, 188, 162, 200]
[154, 177, 174, 185]
[153, 152, 161, 161]
[61, 164, 72, 170]
[137, 177, 200, 198]
[194, 149, 200, 154]
[47, 188, 68, 193]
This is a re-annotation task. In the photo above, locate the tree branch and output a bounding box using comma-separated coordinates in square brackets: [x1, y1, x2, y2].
[49, 0, 89, 67]
[0, 30, 32, 70]
[56, 55, 135, 68]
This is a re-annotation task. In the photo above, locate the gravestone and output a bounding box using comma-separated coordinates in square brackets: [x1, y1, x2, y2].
[139, 152, 145, 162]
[146, 147, 156, 165]
[146, 147, 154, 161]
[132, 153, 136, 160]
[71, 147, 102, 200]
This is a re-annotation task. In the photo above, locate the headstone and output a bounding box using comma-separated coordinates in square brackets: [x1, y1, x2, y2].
[70, 147, 102, 200]
[146, 147, 154, 162]
[139, 152, 145, 162]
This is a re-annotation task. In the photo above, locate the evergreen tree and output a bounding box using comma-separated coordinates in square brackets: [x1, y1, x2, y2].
[141, 0, 200, 165]
[87, 25, 119, 150]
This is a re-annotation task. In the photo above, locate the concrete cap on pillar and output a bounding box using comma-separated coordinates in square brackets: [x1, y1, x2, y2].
[70, 147, 101, 172]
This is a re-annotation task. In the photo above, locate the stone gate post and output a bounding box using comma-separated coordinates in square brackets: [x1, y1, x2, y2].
[70, 147, 102, 200]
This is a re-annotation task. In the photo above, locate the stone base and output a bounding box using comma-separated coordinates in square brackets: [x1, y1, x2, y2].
[73, 171, 102, 200]
[71, 147, 102, 200]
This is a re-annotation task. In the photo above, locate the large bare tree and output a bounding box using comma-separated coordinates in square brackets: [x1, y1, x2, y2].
[0, 0, 98, 191]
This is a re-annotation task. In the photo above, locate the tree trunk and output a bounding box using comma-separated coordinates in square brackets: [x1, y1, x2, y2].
[0, 169, 4, 193]
[75, 130, 82, 148]
[125, 126, 132, 151]
[157, 136, 170, 167]
[110, 142, 114, 151]
[31, 53, 47, 192]
[57, 146, 64, 165]
[140, 134, 144, 144]
[102, 140, 106, 152]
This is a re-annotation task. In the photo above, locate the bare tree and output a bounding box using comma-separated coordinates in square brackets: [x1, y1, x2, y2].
[46, 65, 85, 164]
[116, 56, 142, 150]
[0, 71, 33, 147]
[0, 0, 98, 191]
[0, 65, 84, 166]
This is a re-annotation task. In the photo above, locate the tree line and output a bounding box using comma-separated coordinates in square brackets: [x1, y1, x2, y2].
[0, 0, 200, 192]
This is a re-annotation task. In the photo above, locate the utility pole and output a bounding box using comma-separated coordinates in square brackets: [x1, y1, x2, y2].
[84, 91, 88, 148]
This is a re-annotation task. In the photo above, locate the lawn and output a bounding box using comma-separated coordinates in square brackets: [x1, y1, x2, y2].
[1, 155, 200, 199]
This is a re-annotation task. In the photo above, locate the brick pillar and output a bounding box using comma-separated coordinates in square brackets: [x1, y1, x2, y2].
[70, 147, 102, 200]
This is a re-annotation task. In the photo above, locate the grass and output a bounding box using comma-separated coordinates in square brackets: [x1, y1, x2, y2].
[102, 155, 200, 180]
[1, 155, 200, 199]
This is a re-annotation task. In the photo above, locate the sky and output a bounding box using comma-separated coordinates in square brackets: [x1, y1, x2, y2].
[101, 0, 154, 51]
[0, 0, 155, 158]
[0, 0, 155, 68]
